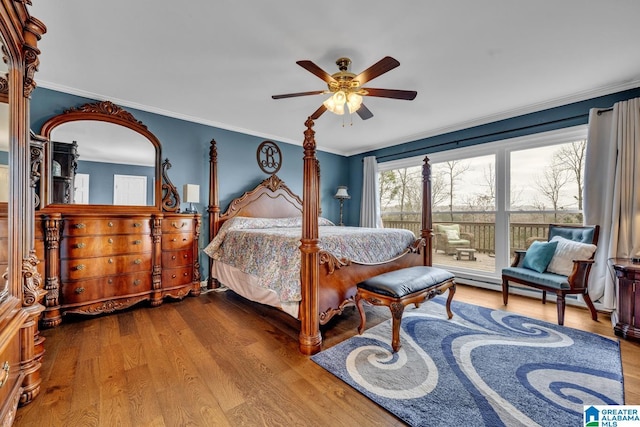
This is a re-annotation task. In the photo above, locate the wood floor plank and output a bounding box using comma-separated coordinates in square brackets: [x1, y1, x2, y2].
[14, 284, 640, 426]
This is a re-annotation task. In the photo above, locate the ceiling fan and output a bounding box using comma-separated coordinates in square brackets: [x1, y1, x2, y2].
[272, 56, 417, 121]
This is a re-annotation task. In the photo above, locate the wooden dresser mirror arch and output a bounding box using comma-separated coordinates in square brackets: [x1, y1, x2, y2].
[32, 100, 201, 329]
[0, 0, 48, 420]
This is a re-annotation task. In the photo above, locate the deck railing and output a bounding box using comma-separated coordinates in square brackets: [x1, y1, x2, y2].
[382, 218, 550, 253]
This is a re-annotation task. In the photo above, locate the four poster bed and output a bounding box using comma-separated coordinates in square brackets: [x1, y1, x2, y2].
[205, 118, 434, 354]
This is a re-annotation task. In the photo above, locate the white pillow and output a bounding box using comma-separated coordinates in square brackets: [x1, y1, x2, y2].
[445, 229, 460, 240]
[546, 236, 597, 276]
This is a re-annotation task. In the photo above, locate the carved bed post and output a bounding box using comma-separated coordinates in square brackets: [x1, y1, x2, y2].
[299, 118, 321, 355]
[208, 139, 220, 289]
[421, 156, 433, 266]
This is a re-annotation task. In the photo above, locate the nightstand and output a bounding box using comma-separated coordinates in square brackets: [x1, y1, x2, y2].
[612, 259, 640, 342]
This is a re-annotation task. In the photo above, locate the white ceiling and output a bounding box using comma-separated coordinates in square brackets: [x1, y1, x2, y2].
[29, 1, 640, 157]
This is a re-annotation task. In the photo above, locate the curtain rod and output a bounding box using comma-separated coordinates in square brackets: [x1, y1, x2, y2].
[597, 107, 613, 115]
[373, 112, 589, 162]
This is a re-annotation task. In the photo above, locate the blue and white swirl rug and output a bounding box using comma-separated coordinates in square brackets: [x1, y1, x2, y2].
[311, 297, 624, 427]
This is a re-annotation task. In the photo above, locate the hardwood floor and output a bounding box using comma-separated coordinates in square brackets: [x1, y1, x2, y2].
[14, 285, 640, 426]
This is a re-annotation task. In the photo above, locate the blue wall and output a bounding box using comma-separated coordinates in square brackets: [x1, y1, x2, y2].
[32, 86, 640, 276]
[344, 87, 640, 226]
[30, 88, 351, 278]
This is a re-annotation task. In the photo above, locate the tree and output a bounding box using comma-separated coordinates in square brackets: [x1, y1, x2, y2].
[554, 140, 586, 210]
[378, 167, 422, 220]
[379, 170, 401, 211]
[536, 162, 570, 221]
[439, 160, 470, 220]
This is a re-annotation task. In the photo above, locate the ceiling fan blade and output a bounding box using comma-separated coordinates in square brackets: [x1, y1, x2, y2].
[272, 90, 326, 100]
[310, 104, 327, 120]
[364, 88, 417, 100]
[296, 60, 337, 84]
[353, 56, 400, 85]
[356, 104, 373, 120]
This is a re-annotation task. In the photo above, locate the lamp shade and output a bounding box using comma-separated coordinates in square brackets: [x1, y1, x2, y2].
[183, 184, 200, 203]
[334, 186, 350, 199]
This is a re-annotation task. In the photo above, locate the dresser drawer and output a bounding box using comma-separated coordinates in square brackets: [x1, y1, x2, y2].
[64, 218, 151, 236]
[0, 327, 21, 413]
[162, 218, 194, 233]
[162, 249, 192, 268]
[61, 272, 153, 304]
[61, 254, 152, 280]
[162, 266, 193, 287]
[161, 233, 193, 251]
[61, 235, 152, 259]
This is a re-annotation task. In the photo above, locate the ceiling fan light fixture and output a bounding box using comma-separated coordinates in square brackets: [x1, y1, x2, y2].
[323, 90, 347, 115]
[346, 92, 363, 114]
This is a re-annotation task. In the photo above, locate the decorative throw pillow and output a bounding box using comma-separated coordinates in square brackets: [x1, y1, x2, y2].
[445, 229, 460, 240]
[546, 236, 597, 276]
[522, 240, 559, 273]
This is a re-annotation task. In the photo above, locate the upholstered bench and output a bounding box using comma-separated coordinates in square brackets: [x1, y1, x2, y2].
[355, 266, 456, 352]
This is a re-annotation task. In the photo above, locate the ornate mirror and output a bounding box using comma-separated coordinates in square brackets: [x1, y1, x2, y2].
[37, 101, 175, 210]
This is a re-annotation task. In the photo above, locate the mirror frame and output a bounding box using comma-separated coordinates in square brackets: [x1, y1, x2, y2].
[38, 100, 165, 212]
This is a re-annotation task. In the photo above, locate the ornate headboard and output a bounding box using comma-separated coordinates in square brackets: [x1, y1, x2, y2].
[218, 175, 303, 227]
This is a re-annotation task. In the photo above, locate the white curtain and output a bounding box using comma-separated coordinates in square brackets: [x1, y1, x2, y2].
[584, 97, 640, 318]
[360, 156, 383, 228]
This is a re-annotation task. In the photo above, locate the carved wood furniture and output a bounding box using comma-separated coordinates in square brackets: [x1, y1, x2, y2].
[502, 224, 600, 326]
[355, 266, 456, 352]
[612, 259, 640, 342]
[32, 101, 200, 327]
[0, 0, 47, 421]
[207, 119, 435, 355]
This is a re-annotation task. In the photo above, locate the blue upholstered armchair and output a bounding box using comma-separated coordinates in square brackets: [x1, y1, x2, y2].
[502, 224, 600, 325]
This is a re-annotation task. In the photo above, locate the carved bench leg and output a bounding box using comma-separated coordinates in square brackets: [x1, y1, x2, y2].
[444, 280, 456, 319]
[389, 301, 405, 353]
[355, 293, 367, 335]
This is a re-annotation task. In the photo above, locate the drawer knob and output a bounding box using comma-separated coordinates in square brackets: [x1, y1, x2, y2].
[183, 272, 188, 276]
[134, 259, 142, 265]
[171, 238, 177, 242]
[172, 274, 177, 279]
[108, 221, 114, 227]
[108, 238, 113, 244]
[75, 264, 85, 271]
[0, 361, 9, 388]
[133, 279, 141, 286]
[108, 279, 113, 284]
[171, 255, 176, 260]
[171, 221, 186, 229]
[133, 222, 141, 228]
[76, 242, 86, 249]
[133, 239, 142, 245]
[183, 254, 188, 258]
[75, 287, 85, 294]
[74, 223, 86, 229]
[108, 258, 113, 264]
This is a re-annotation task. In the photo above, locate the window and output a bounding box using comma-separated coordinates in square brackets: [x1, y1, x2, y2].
[378, 126, 588, 286]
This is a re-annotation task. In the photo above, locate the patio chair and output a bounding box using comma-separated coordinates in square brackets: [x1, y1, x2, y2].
[434, 223, 475, 255]
[502, 224, 600, 325]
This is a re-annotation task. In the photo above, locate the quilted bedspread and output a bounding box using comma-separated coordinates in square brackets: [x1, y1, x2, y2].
[203, 217, 417, 303]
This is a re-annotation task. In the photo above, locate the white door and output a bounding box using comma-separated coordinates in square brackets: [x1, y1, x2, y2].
[74, 173, 90, 204]
[113, 174, 147, 205]
[0, 165, 8, 202]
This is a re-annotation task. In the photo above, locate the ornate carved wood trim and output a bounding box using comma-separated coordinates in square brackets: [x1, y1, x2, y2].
[64, 100, 146, 128]
[161, 158, 180, 212]
[22, 250, 44, 307]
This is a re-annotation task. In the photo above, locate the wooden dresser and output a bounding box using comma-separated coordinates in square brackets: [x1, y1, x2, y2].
[35, 212, 200, 327]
